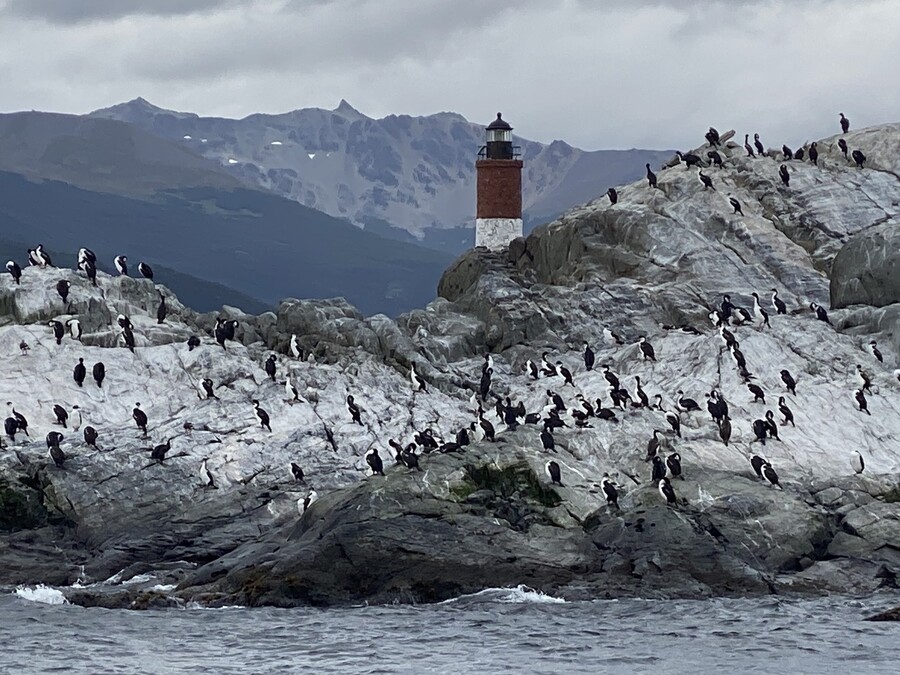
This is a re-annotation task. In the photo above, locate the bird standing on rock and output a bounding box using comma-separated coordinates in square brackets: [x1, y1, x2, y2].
[253, 400, 271, 431]
[114, 255, 128, 276]
[133, 403, 148, 436]
[546, 460, 563, 487]
[840, 113, 850, 134]
[729, 196, 743, 215]
[779, 165, 790, 186]
[638, 336, 657, 362]
[646, 163, 658, 188]
[366, 448, 385, 476]
[607, 187, 618, 204]
[698, 171, 714, 190]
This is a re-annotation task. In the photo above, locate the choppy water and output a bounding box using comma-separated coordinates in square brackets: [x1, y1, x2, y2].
[3, 586, 899, 674]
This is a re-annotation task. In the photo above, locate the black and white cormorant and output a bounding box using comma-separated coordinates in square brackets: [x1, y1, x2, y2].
[133, 403, 148, 436]
[869, 341, 883, 363]
[601, 474, 619, 509]
[779, 164, 790, 186]
[659, 477, 677, 505]
[114, 255, 128, 276]
[698, 170, 714, 190]
[810, 302, 830, 324]
[73, 358, 86, 387]
[49, 320, 65, 345]
[852, 149, 866, 168]
[138, 262, 154, 280]
[840, 113, 850, 134]
[83, 426, 98, 449]
[778, 396, 795, 427]
[753, 133, 765, 156]
[607, 187, 618, 204]
[201, 378, 217, 400]
[646, 163, 658, 188]
[366, 448, 385, 476]
[638, 336, 656, 361]
[546, 460, 563, 486]
[252, 400, 271, 431]
[187, 335, 201, 351]
[92, 362, 105, 387]
[410, 362, 427, 392]
[729, 196, 743, 215]
[346, 395, 363, 426]
[583, 342, 595, 371]
[854, 389, 870, 415]
[771, 289, 787, 315]
[850, 450, 865, 475]
[6, 261, 21, 284]
[53, 404, 68, 428]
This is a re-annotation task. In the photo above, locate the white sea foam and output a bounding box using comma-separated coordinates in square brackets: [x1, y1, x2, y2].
[121, 573, 156, 586]
[150, 584, 178, 592]
[15, 585, 68, 605]
[441, 584, 566, 605]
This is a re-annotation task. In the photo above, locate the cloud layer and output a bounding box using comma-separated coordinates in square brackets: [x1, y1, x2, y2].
[0, 0, 897, 149]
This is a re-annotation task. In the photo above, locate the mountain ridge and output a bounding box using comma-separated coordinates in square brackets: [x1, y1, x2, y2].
[89, 98, 673, 251]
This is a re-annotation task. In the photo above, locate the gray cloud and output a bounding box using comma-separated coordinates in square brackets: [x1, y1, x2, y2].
[0, 0, 897, 150]
[0, 0, 250, 23]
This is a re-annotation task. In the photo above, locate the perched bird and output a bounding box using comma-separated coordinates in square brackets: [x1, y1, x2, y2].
[557, 362, 575, 387]
[150, 439, 171, 464]
[852, 149, 866, 168]
[479, 367, 492, 401]
[49, 320, 65, 345]
[676, 151, 703, 169]
[751, 292, 770, 327]
[850, 450, 865, 475]
[646, 163, 658, 188]
[410, 362, 427, 392]
[666, 452, 683, 480]
[837, 138, 849, 158]
[748, 383, 766, 403]
[187, 335, 201, 351]
[856, 364, 873, 393]
[705, 127, 720, 146]
[753, 133, 765, 156]
[601, 474, 619, 509]
[121, 326, 135, 353]
[265, 355, 277, 382]
[744, 134, 756, 158]
[634, 376, 650, 408]
[651, 455, 667, 482]
[288, 461, 306, 483]
[854, 389, 870, 415]
[200, 459, 216, 488]
[603, 327, 625, 345]
[66, 318, 82, 341]
[676, 390, 700, 412]
[156, 291, 167, 324]
[750, 454, 767, 479]
[762, 462, 782, 489]
[138, 262, 154, 280]
[869, 341, 883, 363]
[602, 365, 620, 390]
[73, 358, 86, 387]
[540, 353, 557, 378]
[764, 411, 780, 441]
[779, 165, 790, 186]
[114, 255, 128, 276]
[53, 404, 68, 428]
[583, 342, 595, 371]
[525, 359, 539, 380]
[655, 396, 681, 438]
[34, 245, 52, 267]
[301, 490, 318, 514]
[607, 187, 618, 204]
[840, 112, 850, 134]
[540, 424, 555, 453]
[133, 403, 148, 436]
[794, 147, 805, 161]
[782, 144, 793, 160]
[48, 441, 67, 469]
[778, 396, 795, 427]
[810, 302, 830, 324]
[752, 419, 768, 445]
[6, 260, 22, 284]
[645, 429, 663, 461]
[285, 377, 301, 403]
[698, 170, 714, 190]
[546, 460, 563, 487]
[658, 477, 677, 505]
[729, 196, 743, 215]
[347, 395, 363, 426]
[83, 426, 99, 449]
[289, 334, 301, 359]
[780, 370, 797, 395]
[638, 336, 656, 361]
[253, 400, 271, 431]
[201, 378, 218, 400]
[771, 289, 787, 315]
[707, 150, 723, 168]
[366, 448, 385, 476]
[808, 142, 818, 166]
[92, 362, 105, 387]
[718, 416, 732, 446]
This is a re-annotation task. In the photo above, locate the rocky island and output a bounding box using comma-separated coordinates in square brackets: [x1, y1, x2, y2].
[1, 122, 898, 609]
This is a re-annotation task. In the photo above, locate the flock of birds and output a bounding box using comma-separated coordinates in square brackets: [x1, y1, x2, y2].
[3, 112, 897, 521]
[605, 113, 869, 216]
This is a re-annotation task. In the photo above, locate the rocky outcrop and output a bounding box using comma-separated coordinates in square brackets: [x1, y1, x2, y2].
[830, 221, 900, 308]
[3, 122, 900, 608]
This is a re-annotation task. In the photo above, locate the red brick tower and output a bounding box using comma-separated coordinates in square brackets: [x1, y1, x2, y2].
[475, 113, 523, 249]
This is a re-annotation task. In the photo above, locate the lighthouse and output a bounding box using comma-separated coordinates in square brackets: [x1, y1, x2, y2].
[475, 113, 523, 250]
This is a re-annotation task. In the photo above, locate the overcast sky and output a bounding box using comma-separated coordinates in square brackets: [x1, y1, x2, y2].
[1, 0, 898, 149]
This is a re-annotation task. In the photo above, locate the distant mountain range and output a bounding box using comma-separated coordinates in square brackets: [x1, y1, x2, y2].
[91, 98, 672, 252]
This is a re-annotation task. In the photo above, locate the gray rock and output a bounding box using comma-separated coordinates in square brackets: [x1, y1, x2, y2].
[831, 221, 900, 308]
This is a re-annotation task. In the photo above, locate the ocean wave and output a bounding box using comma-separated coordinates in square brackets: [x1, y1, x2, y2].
[14, 584, 69, 605]
[440, 585, 566, 605]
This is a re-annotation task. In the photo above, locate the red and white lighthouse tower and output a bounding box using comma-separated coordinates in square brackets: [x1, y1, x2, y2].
[475, 112, 523, 249]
